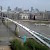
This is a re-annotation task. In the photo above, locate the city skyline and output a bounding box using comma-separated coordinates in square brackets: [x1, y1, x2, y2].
[0, 0, 50, 11]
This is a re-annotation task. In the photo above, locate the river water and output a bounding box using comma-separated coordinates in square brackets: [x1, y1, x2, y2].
[16, 20, 50, 38]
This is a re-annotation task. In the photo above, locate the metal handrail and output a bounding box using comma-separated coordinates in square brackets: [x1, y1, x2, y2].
[4, 17, 50, 48]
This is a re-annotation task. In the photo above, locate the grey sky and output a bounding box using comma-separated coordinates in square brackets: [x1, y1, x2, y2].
[0, 0, 50, 11]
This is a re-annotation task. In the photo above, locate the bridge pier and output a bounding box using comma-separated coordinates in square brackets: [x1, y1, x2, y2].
[15, 24, 19, 35]
[15, 24, 17, 32]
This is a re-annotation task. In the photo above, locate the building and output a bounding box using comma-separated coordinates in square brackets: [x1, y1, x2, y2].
[1, 8, 50, 21]
[34, 12, 44, 20]
[14, 7, 22, 12]
[31, 7, 34, 12]
[18, 12, 30, 20]
[34, 11, 50, 20]
[44, 11, 50, 20]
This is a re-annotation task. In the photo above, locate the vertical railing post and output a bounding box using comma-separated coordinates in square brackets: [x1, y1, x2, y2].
[15, 24, 19, 35]
[15, 24, 17, 32]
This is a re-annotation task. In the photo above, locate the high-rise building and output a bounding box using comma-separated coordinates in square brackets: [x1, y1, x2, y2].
[35, 8, 39, 13]
[0, 6, 2, 11]
[14, 7, 18, 11]
[31, 7, 34, 12]
[14, 7, 22, 12]
[7, 6, 11, 11]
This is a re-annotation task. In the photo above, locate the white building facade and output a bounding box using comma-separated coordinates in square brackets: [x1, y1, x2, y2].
[19, 12, 30, 20]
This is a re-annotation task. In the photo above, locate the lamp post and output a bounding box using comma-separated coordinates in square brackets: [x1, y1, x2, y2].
[0, 6, 3, 21]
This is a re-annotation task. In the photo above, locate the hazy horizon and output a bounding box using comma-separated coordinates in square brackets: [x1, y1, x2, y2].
[0, 0, 50, 11]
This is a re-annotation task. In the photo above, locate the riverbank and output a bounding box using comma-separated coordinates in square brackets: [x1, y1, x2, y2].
[21, 20, 50, 24]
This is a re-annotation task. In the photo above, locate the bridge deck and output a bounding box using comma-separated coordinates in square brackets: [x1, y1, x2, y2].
[4, 17, 50, 48]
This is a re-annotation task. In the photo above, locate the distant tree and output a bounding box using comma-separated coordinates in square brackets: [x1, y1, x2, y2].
[34, 15, 35, 20]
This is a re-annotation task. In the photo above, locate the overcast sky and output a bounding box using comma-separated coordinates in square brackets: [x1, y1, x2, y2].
[0, 0, 50, 11]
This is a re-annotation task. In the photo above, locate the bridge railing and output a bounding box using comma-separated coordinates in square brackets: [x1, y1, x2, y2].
[3, 17, 50, 48]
